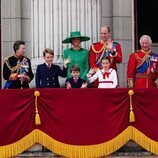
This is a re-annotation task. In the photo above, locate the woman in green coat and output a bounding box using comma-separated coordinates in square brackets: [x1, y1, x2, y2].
[63, 31, 90, 80]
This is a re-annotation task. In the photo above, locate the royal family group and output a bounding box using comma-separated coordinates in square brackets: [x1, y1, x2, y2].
[3, 26, 158, 89]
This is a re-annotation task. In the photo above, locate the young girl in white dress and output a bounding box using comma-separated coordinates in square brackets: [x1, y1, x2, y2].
[87, 57, 118, 88]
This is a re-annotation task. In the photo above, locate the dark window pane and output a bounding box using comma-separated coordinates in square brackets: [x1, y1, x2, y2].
[137, 0, 158, 43]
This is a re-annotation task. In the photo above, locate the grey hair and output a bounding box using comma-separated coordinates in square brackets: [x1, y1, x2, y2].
[139, 35, 152, 45]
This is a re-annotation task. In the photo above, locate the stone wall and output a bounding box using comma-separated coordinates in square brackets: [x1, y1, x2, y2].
[101, 0, 133, 87]
[1, 0, 134, 87]
[1, 0, 32, 87]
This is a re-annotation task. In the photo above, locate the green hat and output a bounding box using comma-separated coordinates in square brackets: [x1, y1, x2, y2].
[62, 31, 90, 43]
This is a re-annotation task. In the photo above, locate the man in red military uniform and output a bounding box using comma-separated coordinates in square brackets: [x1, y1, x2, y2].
[127, 35, 158, 88]
[89, 26, 123, 87]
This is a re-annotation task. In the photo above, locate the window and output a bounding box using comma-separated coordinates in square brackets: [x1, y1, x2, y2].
[135, 0, 158, 49]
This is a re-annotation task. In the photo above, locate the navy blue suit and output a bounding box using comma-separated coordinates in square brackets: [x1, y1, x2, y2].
[66, 77, 85, 88]
[35, 63, 67, 88]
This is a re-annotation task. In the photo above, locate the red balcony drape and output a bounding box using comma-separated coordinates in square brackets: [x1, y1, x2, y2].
[0, 88, 158, 158]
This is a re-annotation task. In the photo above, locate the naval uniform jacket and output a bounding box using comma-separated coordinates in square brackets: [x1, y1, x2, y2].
[35, 63, 67, 88]
[3, 55, 34, 89]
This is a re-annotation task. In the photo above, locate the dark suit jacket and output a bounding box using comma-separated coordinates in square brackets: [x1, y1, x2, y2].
[66, 77, 85, 88]
[35, 63, 67, 88]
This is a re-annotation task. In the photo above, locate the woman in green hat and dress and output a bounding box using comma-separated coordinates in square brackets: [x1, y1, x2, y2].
[62, 31, 90, 81]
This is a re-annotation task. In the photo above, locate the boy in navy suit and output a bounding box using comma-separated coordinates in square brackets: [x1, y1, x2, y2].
[66, 65, 87, 88]
[35, 48, 70, 88]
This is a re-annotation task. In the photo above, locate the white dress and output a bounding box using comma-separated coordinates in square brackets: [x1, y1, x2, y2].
[88, 68, 118, 88]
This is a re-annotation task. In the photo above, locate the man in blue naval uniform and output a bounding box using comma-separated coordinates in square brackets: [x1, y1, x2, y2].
[35, 48, 70, 88]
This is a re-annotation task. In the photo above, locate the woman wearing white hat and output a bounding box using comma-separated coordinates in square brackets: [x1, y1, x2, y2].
[63, 31, 90, 81]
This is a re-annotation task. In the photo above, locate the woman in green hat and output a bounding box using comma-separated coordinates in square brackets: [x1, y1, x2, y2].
[63, 31, 90, 81]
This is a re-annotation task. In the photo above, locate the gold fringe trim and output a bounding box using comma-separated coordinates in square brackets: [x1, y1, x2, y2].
[34, 91, 41, 125]
[39, 128, 131, 158]
[1, 127, 158, 158]
[0, 128, 131, 158]
[0, 130, 36, 158]
[131, 126, 158, 155]
[128, 90, 135, 122]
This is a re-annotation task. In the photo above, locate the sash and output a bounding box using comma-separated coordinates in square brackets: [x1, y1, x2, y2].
[136, 53, 158, 74]
[3, 81, 13, 89]
[96, 42, 118, 67]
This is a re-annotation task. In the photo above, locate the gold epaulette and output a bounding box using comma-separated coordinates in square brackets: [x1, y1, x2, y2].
[4, 55, 12, 63]
[4, 55, 19, 71]
[91, 43, 107, 54]
[4, 56, 12, 71]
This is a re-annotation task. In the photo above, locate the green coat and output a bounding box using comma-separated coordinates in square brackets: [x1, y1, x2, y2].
[63, 48, 89, 80]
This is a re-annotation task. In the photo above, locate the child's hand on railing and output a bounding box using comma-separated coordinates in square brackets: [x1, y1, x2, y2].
[66, 82, 71, 89]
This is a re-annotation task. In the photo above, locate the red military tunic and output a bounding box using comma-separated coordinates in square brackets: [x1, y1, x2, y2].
[89, 41, 122, 87]
[89, 41, 122, 70]
[127, 50, 158, 88]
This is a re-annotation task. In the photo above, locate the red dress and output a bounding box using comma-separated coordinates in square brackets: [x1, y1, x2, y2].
[127, 50, 158, 88]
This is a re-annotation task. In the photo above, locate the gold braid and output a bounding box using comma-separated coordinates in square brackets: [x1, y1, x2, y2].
[91, 43, 107, 54]
[135, 51, 151, 69]
[4, 57, 20, 72]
